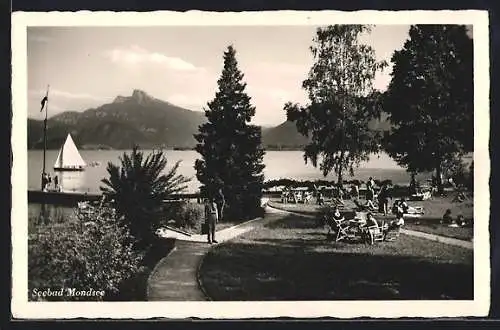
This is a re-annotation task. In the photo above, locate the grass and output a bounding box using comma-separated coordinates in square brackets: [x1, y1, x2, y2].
[267, 195, 473, 241]
[199, 213, 473, 300]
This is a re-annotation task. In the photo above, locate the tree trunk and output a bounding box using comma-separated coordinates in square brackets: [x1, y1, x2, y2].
[337, 150, 345, 185]
[337, 171, 343, 185]
[436, 162, 444, 195]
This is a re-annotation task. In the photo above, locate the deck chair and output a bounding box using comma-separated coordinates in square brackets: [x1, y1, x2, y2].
[384, 224, 402, 241]
[333, 217, 351, 242]
[353, 199, 377, 212]
[325, 213, 351, 242]
[365, 219, 386, 245]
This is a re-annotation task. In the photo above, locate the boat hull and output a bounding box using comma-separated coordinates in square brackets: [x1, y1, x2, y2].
[54, 166, 85, 171]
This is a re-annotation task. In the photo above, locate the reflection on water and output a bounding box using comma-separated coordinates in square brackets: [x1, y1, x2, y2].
[56, 170, 87, 192]
[28, 203, 76, 233]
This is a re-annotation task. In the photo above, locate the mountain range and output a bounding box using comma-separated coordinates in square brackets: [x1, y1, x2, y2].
[28, 89, 391, 150]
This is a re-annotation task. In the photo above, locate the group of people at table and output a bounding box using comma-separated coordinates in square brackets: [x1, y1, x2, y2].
[325, 204, 405, 244]
[281, 177, 404, 216]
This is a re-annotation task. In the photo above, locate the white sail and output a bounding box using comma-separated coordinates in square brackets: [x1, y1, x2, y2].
[54, 134, 86, 170]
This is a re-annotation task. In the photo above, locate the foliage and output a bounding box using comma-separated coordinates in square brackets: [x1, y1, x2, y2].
[442, 158, 473, 191]
[264, 178, 367, 189]
[194, 45, 266, 220]
[28, 204, 143, 301]
[284, 25, 387, 184]
[383, 25, 473, 193]
[161, 201, 205, 230]
[101, 146, 190, 248]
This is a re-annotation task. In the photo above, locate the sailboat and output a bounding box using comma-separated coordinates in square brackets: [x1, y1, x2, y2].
[53, 134, 86, 171]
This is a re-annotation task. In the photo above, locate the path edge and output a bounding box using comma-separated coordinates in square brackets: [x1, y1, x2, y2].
[146, 243, 178, 300]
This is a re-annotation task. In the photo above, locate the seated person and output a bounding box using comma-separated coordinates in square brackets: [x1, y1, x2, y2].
[366, 212, 379, 227]
[324, 206, 346, 235]
[392, 198, 407, 213]
[303, 191, 312, 204]
[332, 206, 345, 223]
[442, 209, 453, 224]
[365, 213, 386, 242]
[316, 190, 325, 205]
[456, 214, 466, 227]
[353, 198, 376, 211]
[388, 215, 404, 230]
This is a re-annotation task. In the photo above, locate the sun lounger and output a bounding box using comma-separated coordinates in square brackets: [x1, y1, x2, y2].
[410, 191, 431, 201]
[353, 199, 377, 212]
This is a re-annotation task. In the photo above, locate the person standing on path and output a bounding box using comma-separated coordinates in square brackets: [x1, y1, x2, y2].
[205, 197, 219, 244]
[215, 188, 225, 221]
[54, 175, 59, 191]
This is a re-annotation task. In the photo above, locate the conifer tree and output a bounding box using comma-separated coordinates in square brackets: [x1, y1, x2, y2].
[194, 45, 265, 220]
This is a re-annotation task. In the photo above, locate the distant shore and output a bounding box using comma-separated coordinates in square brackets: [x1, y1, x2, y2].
[28, 146, 307, 151]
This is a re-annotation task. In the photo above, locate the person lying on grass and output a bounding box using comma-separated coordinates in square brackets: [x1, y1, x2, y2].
[353, 198, 377, 212]
[392, 198, 424, 215]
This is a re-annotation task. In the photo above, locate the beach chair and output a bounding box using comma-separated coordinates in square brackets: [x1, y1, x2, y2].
[281, 191, 289, 204]
[324, 212, 351, 242]
[353, 199, 376, 212]
[333, 217, 351, 242]
[303, 192, 312, 204]
[384, 224, 402, 241]
[365, 219, 387, 245]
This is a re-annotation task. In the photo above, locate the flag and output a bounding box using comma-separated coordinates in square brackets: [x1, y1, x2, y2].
[40, 96, 48, 112]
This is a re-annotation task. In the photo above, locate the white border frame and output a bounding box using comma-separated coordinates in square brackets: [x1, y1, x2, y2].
[11, 10, 490, 319]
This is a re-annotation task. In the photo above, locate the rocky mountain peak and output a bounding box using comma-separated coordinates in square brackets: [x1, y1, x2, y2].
[112, 89, 155, 104]
[131, 89, 154, 104]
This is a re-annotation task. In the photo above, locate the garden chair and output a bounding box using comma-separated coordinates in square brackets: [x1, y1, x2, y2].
[364, 218, 387, 245]
[303, 192, 313, 204]
[324, 212, 351, 242]
[333, 217, 351, 242]
[384, 224, 402, 241]
[353, 199, 377, 212]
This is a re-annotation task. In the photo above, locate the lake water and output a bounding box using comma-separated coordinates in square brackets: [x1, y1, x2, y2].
[28, 149, 429, 194]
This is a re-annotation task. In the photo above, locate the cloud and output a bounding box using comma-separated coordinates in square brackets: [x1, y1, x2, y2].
[29, 89, 106, 101]
[166, 93, 210, 110]
[105, 45, 200, 72]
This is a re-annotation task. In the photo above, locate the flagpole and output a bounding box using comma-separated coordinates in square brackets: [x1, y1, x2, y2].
[41, 85, 49, 190]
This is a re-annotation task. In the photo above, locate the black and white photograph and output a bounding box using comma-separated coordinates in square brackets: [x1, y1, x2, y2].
[11, 10, 490, 319]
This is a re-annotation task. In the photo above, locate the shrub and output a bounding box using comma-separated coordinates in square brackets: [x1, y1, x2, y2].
[28, 203, 143, 301]
[101, 146, 191, 250]
[161, 201, 205, 230]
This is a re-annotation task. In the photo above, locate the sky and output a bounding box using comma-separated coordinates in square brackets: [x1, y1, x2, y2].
[28, 25, 412, 126]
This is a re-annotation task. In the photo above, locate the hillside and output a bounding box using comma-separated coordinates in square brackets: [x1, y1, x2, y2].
[262, 113, 392, 149]
[28, 90, 392, 150]
[28, 90, 207, 149]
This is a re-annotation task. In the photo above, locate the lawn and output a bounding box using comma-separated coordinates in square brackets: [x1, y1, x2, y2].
[267, 195, 473, 241]
[199, 212, 473, 300]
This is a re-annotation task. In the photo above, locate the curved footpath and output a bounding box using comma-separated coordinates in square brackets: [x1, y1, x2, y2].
[147, 203, 471, 301]
[147, 206, 288, 301]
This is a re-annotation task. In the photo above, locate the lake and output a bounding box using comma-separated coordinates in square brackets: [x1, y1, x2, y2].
[28, 149, 428, 194]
